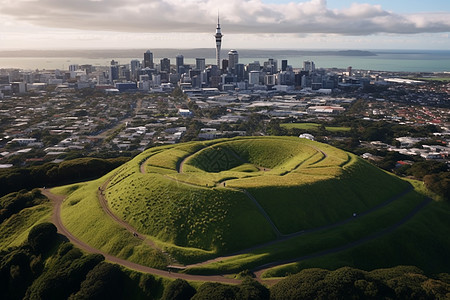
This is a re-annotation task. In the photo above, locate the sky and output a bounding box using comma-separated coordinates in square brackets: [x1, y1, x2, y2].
[0, 0, 449, 51]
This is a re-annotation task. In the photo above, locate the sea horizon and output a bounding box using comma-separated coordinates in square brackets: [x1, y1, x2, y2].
[1, 48, 449, 73]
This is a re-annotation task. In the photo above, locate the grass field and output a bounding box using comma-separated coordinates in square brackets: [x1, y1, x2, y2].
[281, 123, 351, 132]
[261, 199, 450, 277]
[57, 178, 169, 268]
[183, 187, 429, 275]
[0, 203, 52, 250]
[55, 136, 446, 274]
[411, 77, 450, 82]
[102, 137, 414, 257]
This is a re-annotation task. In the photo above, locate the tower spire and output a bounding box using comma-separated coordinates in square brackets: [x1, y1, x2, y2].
[214, 12, 223, 69]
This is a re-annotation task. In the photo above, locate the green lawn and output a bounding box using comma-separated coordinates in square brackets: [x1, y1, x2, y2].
[281, 123, 351, 132]
[262, 199, 450, 277]
[183, 187, 428, 275]
[58, 178, 169, 269]
[412, 77, 450, 82]
[57, 136, 442, 274]
[0, 203, 52, 249]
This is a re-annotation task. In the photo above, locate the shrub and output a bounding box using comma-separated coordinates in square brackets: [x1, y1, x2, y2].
[191, 282, 238, 300]
[236, 278, 270, 300]
[69, 262, 124, 300]
[162, 278, 196, 300]
[27, 222, 57, 253]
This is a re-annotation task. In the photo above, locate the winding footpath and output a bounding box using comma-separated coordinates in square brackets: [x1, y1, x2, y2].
[40, 188, 241, 284]
[41, 185, 432, 282]
[39, 148, 433, 283]
[253, 196, 432, 277]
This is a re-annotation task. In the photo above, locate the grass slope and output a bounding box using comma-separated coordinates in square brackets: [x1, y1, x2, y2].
[263, 198, 450, 277]
[57, 178, 168, 268]
[183, 187, 427, 275]
[57, 136, 442, 273]
[0, 204, 52, 249]
[281, 123, 351, 132]
[248, 157, 409, 234]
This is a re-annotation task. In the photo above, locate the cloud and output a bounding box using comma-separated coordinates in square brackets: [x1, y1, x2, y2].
[0, 0, 449, 36]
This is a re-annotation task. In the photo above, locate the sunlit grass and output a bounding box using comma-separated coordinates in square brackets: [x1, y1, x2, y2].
[0, 204, 52, 249]
[281, 123, 351, 132]
[60, 176, 168, 268]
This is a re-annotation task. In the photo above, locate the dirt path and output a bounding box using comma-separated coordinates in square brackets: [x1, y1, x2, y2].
[184, 185, 415, 268]
[40, 183, 431, 283]
[40, 188, 240, 284]
[112, 146, 430, 280]
[253, 196, 432, 277]
[97, 180, 161, 251]
[238, 189, 282, 237]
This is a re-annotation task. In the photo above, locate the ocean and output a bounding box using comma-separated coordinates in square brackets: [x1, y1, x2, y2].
[0, 50, 449, 73]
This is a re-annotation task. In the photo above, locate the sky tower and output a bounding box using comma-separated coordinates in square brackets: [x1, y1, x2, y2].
[214, 14, 223, 69]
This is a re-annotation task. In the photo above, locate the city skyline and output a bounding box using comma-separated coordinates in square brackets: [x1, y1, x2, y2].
[0, 0, 449, 51]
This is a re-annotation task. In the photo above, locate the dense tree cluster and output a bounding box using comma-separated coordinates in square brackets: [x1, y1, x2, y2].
[0, 157, 129, 197]
[0, 189, 47, 223]
[424, 172, 450, 201]
[0, 223, 157, 300]
[271, 266, 450, 300]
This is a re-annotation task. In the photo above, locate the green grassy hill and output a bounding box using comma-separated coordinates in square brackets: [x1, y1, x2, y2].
[97, 137, 412, 256]
[52, 136, 448, 274]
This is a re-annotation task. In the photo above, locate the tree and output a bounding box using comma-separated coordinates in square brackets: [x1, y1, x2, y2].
[27, 223, 57, 254]
[424, 172, 450, 201]
[162, 278, 196, 300]
[69, 262, 123, 300]
[191, 282, 238, 300]
[236, 278, 270, 300]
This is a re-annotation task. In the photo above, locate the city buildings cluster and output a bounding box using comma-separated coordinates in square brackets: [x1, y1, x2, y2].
[0, 19, 373, 99]
[0, 19, 448, 170]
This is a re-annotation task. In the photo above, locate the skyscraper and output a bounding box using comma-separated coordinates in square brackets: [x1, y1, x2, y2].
[144, 50, 154, 69]
[160, 58, 171, 73]
[303, 61, 315, 73]
[214, 14, 223, 69]
[228, 50, 238, 73]
[281, 60, 288, 72]
[130, 59, 140, 80]
[196, 58, 206, 71]
[176, 54, 184, 74]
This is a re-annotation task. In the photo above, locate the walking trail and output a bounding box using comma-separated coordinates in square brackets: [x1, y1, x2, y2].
[40, 188, 241, 284]
[40, 146, 432, 283]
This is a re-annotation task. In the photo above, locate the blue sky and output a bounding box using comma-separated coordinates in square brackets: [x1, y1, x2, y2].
[0, 0, 449, 50]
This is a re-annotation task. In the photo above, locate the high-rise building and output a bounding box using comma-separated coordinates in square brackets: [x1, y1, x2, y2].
[249, 71, 260, 85]
[196, 58, 206, 71]
[109, 65, 119, 83]
[221, 59, 229, 73]
[347, 66, 353, 77]
[303, 61, 315, 73]
[130, 59, 141, 80]
[214, 14, 223, 69]
[69, 64, 79, 72]
[281, 60, 288, 72]
[264, 58, 277, 74]
[176, 55, 184, 74]
[160, 58, 171, 73]
[228, 50, 238, 73]
[144, 50, 154, 68]
[235, 63, 244, 82]
[247, 61, 261, 72]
